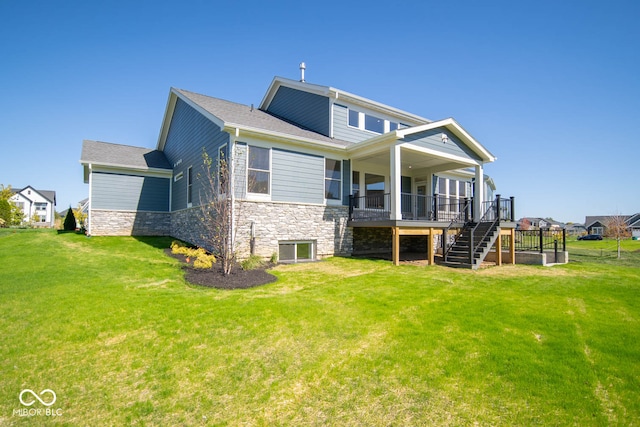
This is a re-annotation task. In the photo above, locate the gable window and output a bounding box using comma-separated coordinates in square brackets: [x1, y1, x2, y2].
[247, 146, 270, 194]
[347, 108, 396, 135]
[325, 159, 341, 200]
[348, 109, 359, 127]
[364, 114, 384, 133]
[187, 166, 193, 206]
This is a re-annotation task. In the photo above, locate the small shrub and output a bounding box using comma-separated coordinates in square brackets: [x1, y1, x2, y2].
[172, 241, 216, 269]
[193, 253, 216, 269]
[171, 241, 193, 256]
[241, 254, 265, 271]
[63, 207, 76, 231]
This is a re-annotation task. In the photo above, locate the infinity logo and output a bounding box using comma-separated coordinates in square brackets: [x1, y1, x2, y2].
[19, 389, 57, 407]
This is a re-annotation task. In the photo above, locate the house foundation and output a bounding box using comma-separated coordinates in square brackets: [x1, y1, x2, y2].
[90, 209, 170, 236]
[234, 201, 352, 260]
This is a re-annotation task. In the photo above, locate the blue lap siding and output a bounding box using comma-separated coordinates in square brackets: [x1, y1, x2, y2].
[92, 172, 169, 211]
[265, 86, 330, 137]
[163, 98, 230, 211]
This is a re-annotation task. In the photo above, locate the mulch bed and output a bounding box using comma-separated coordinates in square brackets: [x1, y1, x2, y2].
[164, 249, 277, 289]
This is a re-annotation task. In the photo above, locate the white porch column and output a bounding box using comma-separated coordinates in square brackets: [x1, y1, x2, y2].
[474, 163, 484, 221]
[390, 144, 402, 220]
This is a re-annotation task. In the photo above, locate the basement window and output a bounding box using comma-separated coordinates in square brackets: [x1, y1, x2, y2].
[279, 241, 316, 263]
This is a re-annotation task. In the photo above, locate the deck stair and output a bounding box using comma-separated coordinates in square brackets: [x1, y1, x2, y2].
[442, 196, 506, 270]
[442, 221, 500, 269]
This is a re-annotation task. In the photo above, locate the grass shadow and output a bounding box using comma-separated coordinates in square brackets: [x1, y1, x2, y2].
[133, 236, 176, 250]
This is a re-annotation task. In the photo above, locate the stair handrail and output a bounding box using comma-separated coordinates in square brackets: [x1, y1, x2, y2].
[443, 198, 472, 262]
[469, 195, 502, 262]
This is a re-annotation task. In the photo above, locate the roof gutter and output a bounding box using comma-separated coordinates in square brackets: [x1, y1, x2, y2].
[223, 124, 348, 153]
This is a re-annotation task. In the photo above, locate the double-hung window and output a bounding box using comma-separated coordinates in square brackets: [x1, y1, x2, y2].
[218, 144, 228, 195]
[325, 159, 341, 201]
[187, 166, 193, 206]
[247, 146, 270, 194]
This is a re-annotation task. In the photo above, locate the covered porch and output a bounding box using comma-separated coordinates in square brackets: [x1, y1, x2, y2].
[345, 119, 517, 268]
[346, 118, 496, 225]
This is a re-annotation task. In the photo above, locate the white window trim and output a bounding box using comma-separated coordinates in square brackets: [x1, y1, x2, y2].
[325, 158, 342, 205]
[218, 144, 228, 196]
[246, 145, 271, 200]
[279, 240, 316, 263]
[346, 107, 397, 136]
[187, 166, 193, 208]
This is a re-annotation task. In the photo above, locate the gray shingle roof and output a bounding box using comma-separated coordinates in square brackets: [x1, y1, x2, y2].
[174, 89, 352, 147]
[12, 186, 56, 204]
[81, 140, 171, 170]
[585, 215, 636, 228]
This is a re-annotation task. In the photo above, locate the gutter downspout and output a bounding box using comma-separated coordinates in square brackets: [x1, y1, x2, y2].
[88, 163, 92, 236]
[230, 129, 238, 257]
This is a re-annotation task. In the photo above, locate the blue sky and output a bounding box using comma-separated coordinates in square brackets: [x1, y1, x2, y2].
[1, 0, 638, 223]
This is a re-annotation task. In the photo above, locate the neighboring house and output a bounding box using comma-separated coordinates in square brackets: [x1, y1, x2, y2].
[9, 186, 57, 227]
[517, 217, 565, 230]
[565, 223, 587, 236]
[585, 214, 640, 237]
[629, 214, 640, 238]
[80, 74, 516, 268]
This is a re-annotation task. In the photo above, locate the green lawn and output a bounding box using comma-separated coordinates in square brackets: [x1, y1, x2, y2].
[1, 229, 639, 425]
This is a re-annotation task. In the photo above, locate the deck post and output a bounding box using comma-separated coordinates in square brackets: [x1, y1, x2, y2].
[428, 228, 434, 265]
[510, 196, 516, 222]
[390, 145, 402, 220]
[392, 226, 400, 266]
[474, 164, 484, 221]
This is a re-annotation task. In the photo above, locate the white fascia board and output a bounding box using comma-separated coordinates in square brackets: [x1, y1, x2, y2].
[485, 175, 496, 191]
[223, 124, 347, 154]
[157, 88, 226, 151]
[156, 90, 178, 151]
[398, 118, 496, 163]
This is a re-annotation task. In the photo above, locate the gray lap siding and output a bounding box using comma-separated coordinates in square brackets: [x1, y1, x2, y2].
[91, 172, 169, 211]
[272, 148, 324, 204]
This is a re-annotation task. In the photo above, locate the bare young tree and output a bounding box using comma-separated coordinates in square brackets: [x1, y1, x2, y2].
[605, 213, 631, 259]
[197, 148, 236, 275]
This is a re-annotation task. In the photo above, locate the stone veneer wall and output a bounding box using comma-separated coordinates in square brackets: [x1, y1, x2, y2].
[233, 201, 352, 260]
[90, 209, 171, 236]
[170, 207, 211, 251]
[92, 202, 353, 261]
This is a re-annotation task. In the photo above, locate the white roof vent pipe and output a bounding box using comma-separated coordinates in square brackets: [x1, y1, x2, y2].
[299, 62, 306, 82]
